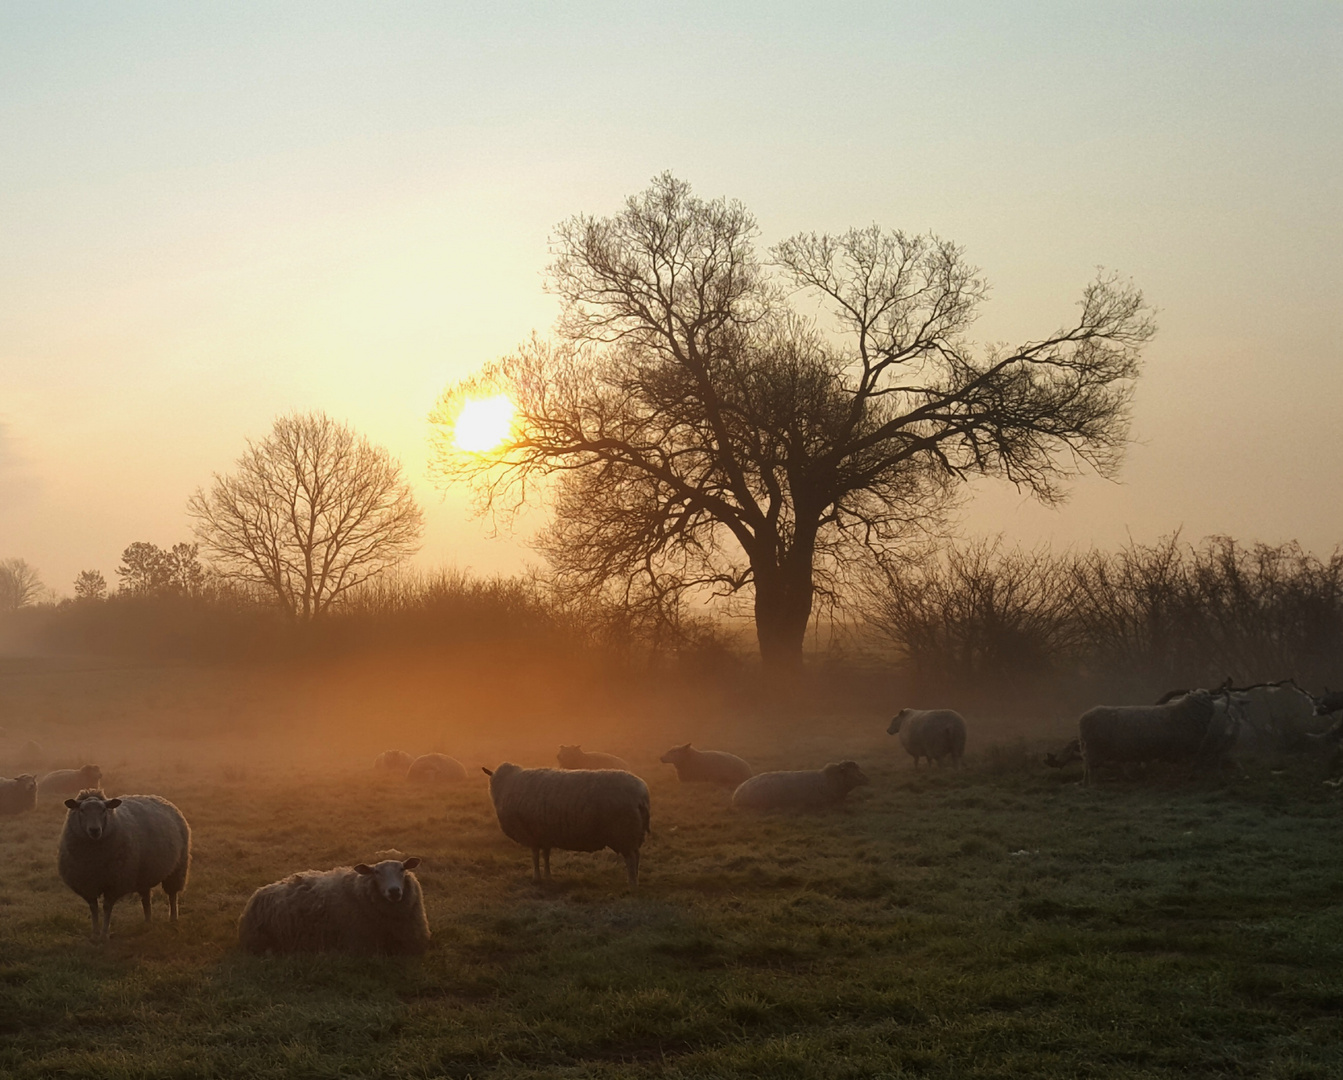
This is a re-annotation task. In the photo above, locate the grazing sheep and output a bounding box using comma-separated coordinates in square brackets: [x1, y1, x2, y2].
[732, 761, 870, 811]
[556, 745, 630, 771]
[1044, 739, 1081, 769]
[887, 708, 967, 767]
[373, 750, 414, 774]
[1076, 689, 1238, 785]
[0, 774, 37, 816]
[57, 789, 191, 940]
[237, 856, 429, 955]
[659, 743, 753, 788]
[406, 753, 467, 783]
[38, 764, 103, 798]
[483, 763, 650, 886]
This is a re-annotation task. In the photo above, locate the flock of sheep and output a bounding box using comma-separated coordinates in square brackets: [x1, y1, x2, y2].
[2, 680, 1338, 956]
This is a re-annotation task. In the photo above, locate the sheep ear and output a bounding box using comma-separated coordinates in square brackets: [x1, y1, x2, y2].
[481, 767, 493, 776]
[105, 799, 121, 809]
[64, 799, 79, 810]
[402, 858, 421, 870]
[353, 864, 373, 875]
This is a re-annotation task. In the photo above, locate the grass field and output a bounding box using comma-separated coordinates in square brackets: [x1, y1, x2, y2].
[3, 657, 1343, 1078]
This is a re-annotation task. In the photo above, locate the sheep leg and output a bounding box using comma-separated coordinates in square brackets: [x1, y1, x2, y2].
[531, 848, 542, 884]
[542, 849, 552, 880]
[85, 898, 100, 939]
[100, 897, 115, 940]
[623, 850, 640, 888]
[168, 891, 179, 922]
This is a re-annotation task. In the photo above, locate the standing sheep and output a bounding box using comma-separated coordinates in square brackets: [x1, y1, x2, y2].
[39, 764, 103, 798]
[406, 753, 468, 783]
[237, 856, 429, 955]
[887, 709, 967, 767]
[483, 764, 650, 886]
[57, 789, 191, 940]
[659, 743, 752, 788]
[0, 774, 37, 816]
[373, 750, 414, 774]
[1076, 689, 1236, 785]
[556, 745, 630, 771]
[732, 761, 870, 810]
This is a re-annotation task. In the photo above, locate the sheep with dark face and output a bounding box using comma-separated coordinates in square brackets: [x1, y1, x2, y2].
[1076, 689, 1239, 785]
[659, 743, 753, 788]
[373, 750, 414, 774]
[483, 764, 650, 887]
[732, 761, 870, 810]
[0, 774, 37, 816]
[57, 790, 191, 940]
[237, 857, 429, 955]
[406, 754, 467, 783]
[39, 764, 103, 798]
[887, 709, 967, 767]
[556, 745, 629, 771]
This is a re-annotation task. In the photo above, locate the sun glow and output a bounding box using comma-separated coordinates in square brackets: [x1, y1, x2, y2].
[453, 394, 515, 453]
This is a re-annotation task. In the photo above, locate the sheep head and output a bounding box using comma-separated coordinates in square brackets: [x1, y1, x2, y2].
[63, 792, 122, 840]
[353, 858, 422, 904]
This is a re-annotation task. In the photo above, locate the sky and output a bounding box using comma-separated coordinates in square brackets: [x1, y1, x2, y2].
[1, 1, 1340, 597]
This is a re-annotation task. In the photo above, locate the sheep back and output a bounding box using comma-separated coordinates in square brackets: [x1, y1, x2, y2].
[487, 764, 650, 856]
[39, 764, 103, 797]
[659, 744, 753, 787]
[406, 754, 468, 783]
[0, 774, 37, 815]
[57, 792, 191, 907]
[556, 745, 630, 771]
[732, 761, 870, 810]
[238, 862, 429, 956]
[373, 750, 414, 774]
[887, 709, 967, 765]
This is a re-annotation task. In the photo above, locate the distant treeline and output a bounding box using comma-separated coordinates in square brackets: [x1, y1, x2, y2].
[864, 535, 1343, 709]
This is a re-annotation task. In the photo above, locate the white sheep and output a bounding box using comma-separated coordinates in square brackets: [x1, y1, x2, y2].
[373, 750, 414, 774]
[886, 709, 967, 767]
[732, 761, 870, 810]
[406, 753, 468, 783]
[38, 764, 103, 798]
[237, 856, 430, 955]
[659, 743, 753, 788]
[57, 789, 191, 940]
[0, 774, 37, 816]
[483, 763, 650, 886]
[556, 745, 630, 771]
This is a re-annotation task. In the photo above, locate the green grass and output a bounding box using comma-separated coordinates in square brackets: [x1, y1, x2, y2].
[3, 663, 1343, 1077]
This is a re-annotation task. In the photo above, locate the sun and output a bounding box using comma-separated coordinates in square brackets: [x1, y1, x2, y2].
[453, 394, 515, 453]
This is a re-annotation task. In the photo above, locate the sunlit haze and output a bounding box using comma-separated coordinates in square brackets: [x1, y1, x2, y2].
[1, 3, 1339, 594]
[453, 395, 515, 454]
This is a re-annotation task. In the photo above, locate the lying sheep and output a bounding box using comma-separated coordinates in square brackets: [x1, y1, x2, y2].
[237, 856, 430, 955]
[1076, 689, 1237, 785]
[57, 789, 191, 940]
[373, 750, 414, 774]
[732, 761, 870, 810]
[887, 709, 967, 767]
[406, 753, 467, 783]
[39, 764, 103, 798]
[0, 774, 37, 816]
[557, 745, 629, 771]
[483, 763, 650, 886]
[659, 743, 752, 788]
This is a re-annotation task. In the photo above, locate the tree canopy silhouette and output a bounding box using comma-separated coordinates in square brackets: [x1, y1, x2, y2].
[190, 411, 422, 619]
[429, 174, 1154, 670]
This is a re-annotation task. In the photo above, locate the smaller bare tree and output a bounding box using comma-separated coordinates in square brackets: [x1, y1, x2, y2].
[0, 558, 43, 612]
[73, 569, 108, 602]
[189, 411, 423, 619]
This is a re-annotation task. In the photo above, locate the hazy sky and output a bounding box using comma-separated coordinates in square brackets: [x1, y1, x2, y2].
[2, 2, 1340, 596]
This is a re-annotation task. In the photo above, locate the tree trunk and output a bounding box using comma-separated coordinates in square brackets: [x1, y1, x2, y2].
[753, 557, 815, 673]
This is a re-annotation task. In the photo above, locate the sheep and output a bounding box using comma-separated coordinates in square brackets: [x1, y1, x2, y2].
[237, 856, 429, 955]
[483, 763, 650, 887]
[556, 745, 630, 771]
[1044, 739, 1081, 769]
[57, 789, 191, 940]
[0, 774, 37, 816]
[1075, 689, 1238, 785]
[373, 750, 414, 774]
[731, 761, 870, 810]
[886, 708, 967, 767]
[659, 743, 753, 788]
[406, 753, 467, 783]
[38, 764, 103, 798]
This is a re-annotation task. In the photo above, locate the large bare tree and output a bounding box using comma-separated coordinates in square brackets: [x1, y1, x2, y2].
[190, 412, 423, 619]
[429, 174, 1154, 670]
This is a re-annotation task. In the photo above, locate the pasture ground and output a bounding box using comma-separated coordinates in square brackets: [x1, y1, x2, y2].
[2, 656, 1343, 1079]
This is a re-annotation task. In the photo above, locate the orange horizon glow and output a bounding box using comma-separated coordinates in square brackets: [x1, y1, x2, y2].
[453, 394, 515, 453]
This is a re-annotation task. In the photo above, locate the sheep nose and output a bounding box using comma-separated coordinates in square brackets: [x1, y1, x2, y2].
[387, 888, 402, 901]
[87, 827, 101, 839]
